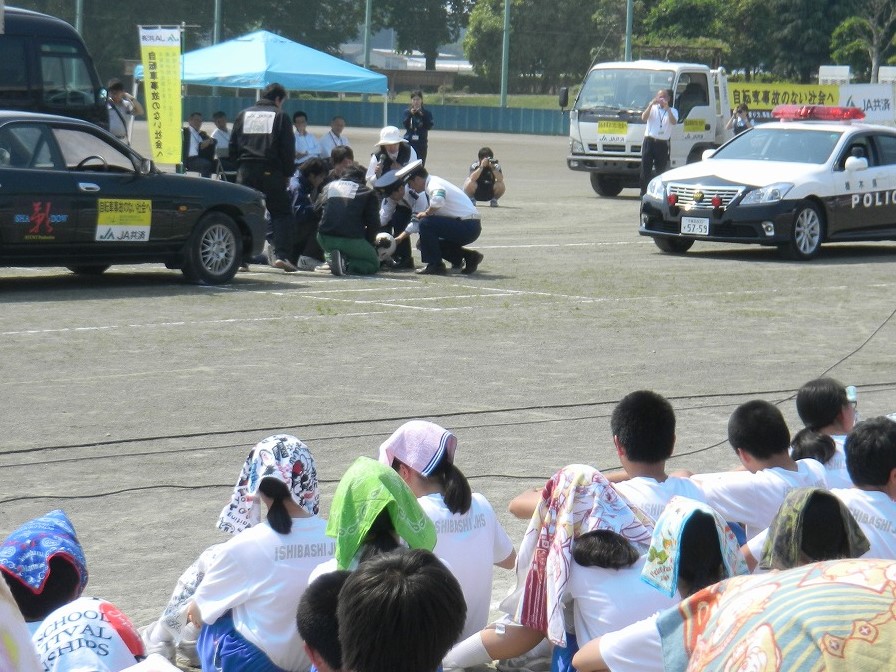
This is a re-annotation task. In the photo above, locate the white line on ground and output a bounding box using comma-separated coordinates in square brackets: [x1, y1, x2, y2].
[2, 283, 886, 337]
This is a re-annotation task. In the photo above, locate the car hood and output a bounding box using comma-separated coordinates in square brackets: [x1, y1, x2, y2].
[661, 159, 825, 188]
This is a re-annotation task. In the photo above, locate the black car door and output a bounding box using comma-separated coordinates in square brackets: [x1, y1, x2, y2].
[0, 122, 82, 259]
[48, 123, 174, 255]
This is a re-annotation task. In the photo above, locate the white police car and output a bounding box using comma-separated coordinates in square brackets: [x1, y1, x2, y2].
[640, 105, 896, 259]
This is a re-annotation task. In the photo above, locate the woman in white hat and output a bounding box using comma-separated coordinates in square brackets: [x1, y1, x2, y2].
[365, 125, 418, 185]
[379, 420, 516, 641]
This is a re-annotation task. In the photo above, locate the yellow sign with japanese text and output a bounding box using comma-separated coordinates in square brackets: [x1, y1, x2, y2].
[728, 83, 839, 120]
[139, 27, 181, 165]
[598, 121, 628, 136]
[95, 199, 152, 241]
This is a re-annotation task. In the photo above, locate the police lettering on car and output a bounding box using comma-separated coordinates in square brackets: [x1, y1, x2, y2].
[639, 105, 896, 260]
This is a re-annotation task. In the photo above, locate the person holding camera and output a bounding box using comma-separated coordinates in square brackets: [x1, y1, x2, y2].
[402, 90, 434, 164]
[464, 147, 505, 208]
[106, 78, 143, 145]
[639, 88, 678, 195]
[726, 103, 753, 135]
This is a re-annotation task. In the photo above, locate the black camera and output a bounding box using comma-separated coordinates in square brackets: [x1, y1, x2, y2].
[488, 158, 499, 165]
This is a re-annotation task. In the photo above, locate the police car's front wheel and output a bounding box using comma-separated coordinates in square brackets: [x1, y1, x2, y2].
[779, 201, 824, 260]
[653, 236, 695, 254]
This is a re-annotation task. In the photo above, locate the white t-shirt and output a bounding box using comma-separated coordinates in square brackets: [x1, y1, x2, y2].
[567, 556, 676, 645]
[420, 492, 515, 640]
[598, 614, 663, 672]
[193, 517, 334, 672]
[694, 459, 828, 538]
[824, 435, 853, 488]
[613, 476, 707, 522]
[832, 488, 896, 559]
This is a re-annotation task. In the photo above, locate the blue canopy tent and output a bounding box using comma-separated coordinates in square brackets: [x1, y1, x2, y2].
[135, 30, 388, 119]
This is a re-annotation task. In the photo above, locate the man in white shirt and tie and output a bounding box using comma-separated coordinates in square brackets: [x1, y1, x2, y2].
[318, 115, 351, 166]
[639, 88, 678, 195]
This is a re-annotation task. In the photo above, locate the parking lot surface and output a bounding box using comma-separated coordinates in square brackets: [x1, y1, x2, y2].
[2, 122, 896, 644]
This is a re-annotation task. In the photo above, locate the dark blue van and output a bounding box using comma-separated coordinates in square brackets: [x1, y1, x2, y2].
[0, 7, 107, 128]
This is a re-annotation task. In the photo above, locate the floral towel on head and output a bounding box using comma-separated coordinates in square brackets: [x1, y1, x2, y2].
[500, 464, 654, 646]
[760, 487, 869, 570]
[218, 434, 320, 534]
[0, 577, 40, 671]
[0, 509, 88, 595]
[641, 495, 747, 598]
[657, 559, 896, 672]
[326, 456, 436, 569]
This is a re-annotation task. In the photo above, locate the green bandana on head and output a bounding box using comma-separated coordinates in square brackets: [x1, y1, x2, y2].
[326, 456, 436, 569]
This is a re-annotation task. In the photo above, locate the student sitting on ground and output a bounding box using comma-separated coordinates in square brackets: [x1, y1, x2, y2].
[296, 570, 350, 672]
[1, 509, 88, 634]
[187, 435, 333, 672]
[381, 419, 516, 640]
[33, 596, 146, 672]
[141, 435, 331, 671]
[310, 456, 437, 580]
[742, 486, 869, 572]
[508, 390, 705, 523]
[691, 399, 828, 539]
[444, 464, 666, 671]
[831, 416, 896, 559]
[338, 548, 466, 672]
[789, 426, 837, 464]
[795, 377, 858, 487]
[571, 496, 749, 672]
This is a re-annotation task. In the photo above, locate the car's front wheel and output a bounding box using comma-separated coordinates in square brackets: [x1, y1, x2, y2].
[66, 265, 110, 276]
[779, 201, 824, 260]
[590, 174, 623, 197]
[653, 237, 694, 254]
[182, 213, 242, 284]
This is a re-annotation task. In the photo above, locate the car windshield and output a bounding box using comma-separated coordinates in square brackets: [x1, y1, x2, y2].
[574, 68, 674, 113]
[713, 128, 845, 164]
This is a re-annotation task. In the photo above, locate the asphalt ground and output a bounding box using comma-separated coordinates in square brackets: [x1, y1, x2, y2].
[2, 121, 896, 660]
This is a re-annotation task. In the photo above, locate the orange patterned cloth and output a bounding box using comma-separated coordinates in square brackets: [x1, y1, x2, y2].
[657, 558, 896, 671]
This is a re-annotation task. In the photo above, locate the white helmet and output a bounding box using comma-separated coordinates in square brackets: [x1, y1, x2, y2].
[374, 232, 397, 261]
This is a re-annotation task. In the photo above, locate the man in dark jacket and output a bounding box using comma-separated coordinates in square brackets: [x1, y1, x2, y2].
[316, 163, 380, 276]
[229, 83, 297, 272]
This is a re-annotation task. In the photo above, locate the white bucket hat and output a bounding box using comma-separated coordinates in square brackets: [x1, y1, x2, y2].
[376, 125, 407, 146]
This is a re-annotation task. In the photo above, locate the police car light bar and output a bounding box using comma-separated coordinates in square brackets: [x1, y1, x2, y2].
[771, 105, 865, 122]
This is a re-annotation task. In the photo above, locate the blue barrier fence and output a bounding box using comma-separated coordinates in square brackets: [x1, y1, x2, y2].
[183, 96, 570, 136]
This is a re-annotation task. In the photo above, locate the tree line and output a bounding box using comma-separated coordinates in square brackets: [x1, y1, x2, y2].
[11, 0, 896, 92]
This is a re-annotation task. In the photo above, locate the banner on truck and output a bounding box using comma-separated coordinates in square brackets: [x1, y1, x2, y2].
[728, 83, 839, 121]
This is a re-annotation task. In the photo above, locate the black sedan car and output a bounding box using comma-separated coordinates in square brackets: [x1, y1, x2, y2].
[0, 111, 266, 283]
